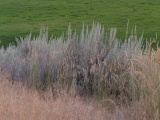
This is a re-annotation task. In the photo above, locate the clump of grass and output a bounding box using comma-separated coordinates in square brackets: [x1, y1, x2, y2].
[130, 39, 160, 119]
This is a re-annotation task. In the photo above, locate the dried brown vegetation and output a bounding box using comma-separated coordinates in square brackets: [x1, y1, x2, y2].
[0, 75, 114, 120]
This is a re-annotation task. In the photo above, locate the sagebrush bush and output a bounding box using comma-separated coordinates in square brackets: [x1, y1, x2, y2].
[0, 23, 143, 101]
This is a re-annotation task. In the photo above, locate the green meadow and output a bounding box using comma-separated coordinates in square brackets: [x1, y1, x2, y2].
[0, 0, 160, 46]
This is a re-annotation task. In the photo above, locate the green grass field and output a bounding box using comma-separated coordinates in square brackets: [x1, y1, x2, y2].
[0, 0, 160, 47]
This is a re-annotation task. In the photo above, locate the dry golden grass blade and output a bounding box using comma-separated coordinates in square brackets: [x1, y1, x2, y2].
[130, 58, 150, 70]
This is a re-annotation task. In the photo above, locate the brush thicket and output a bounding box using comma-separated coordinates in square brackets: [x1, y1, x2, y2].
[0, 24, 143, 102]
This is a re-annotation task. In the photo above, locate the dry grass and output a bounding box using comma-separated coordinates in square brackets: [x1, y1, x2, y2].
[0, 75, 117, 120]
[0, 74, 156, 120]
[130, 40, 160, 120]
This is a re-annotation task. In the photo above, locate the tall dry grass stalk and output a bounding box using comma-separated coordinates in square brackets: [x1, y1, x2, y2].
[130, 39, 160, 120]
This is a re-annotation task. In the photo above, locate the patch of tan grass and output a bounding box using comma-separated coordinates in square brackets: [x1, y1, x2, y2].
[130, 43, 160, 120]
[0, 75, 154, 120]
[0, 75, 115, 120]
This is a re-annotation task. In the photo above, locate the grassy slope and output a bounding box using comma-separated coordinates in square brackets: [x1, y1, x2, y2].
[0, 0, 160, 46]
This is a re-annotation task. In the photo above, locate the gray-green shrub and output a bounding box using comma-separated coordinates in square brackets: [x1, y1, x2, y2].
[0, 23, 143, 101]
